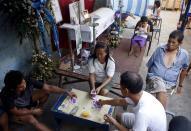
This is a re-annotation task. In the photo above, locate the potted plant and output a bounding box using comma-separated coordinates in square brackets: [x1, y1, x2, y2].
[32, 51, 57, 81]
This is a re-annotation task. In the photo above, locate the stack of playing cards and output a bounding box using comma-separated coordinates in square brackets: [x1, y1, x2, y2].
[90, 90, 96, 99]
[69, 97, 78, 104]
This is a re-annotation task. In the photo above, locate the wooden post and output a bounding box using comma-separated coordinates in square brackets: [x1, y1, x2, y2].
[67, 30, 74, 71]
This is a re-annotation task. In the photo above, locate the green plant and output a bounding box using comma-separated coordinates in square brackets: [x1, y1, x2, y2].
[32, 51, 56, 81]
[108, 30, 120, 48]
[0, 0, 37, 42]
[0, 0, 52, 53]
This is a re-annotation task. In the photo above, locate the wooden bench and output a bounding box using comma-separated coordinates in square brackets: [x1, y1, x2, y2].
[55, 69, 90, 87]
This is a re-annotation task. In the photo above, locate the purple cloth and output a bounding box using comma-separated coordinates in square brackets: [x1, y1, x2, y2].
[132, 35, 147, 48]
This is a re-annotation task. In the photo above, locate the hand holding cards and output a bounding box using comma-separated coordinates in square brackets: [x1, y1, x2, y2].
[69, 97, 78, 104]
[90, 89, 97, 99]
[66, 91, 77, 98]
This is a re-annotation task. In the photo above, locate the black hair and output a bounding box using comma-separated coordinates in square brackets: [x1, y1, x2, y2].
[120, 71, 143, 94]
[140, 16, 148, 23]
[141, 16, 149, 22]
[4, 70, 24, 92]
[168, 116, 191, 131]
[92, 42, 112, 70]
[154, 1, 161, 8]
[169, 30, 184, 43]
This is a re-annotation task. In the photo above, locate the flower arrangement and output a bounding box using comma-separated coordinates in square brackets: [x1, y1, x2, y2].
[32, 51, 56, 81]
[0, 0, 37, 42]
[108, 29, 120, 48]
[108, 11, 133, 48]
[0, 0, 52, 52]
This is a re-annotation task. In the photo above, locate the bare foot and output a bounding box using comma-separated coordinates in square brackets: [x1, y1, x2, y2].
[128, 49, 133, 56]
[134, 53, 139, 57]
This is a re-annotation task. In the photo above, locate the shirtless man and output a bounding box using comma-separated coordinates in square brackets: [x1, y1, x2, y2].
[145, 30, 189, 108]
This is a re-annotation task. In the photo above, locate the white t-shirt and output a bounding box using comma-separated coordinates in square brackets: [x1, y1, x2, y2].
[138, 24, 149, 38]
[126, 91, 167, 131]
[88, 57, 115, 83]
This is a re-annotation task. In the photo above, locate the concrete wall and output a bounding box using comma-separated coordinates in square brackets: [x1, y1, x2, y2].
[0, 19, 33, 89]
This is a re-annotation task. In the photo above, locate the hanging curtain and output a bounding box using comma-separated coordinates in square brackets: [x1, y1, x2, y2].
[110, 0, 150, 16]
[84, 0, 95, 13]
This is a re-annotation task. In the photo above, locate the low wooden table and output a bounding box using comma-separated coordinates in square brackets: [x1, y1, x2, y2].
[51, 89, 114, 131]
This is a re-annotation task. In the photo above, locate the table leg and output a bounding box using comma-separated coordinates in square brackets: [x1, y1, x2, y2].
[54, 118, 62, 131]
[58, 75, 62, 87]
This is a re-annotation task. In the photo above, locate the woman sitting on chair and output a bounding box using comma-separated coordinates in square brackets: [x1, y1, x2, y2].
[148, 1, 161, 26]
[130, 16, 150, 57]
[151, 1, 161, 19]
[88, 42, 115, 96]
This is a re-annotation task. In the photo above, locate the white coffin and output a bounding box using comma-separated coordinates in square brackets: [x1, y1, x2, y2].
[62, 8, 114, 43]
